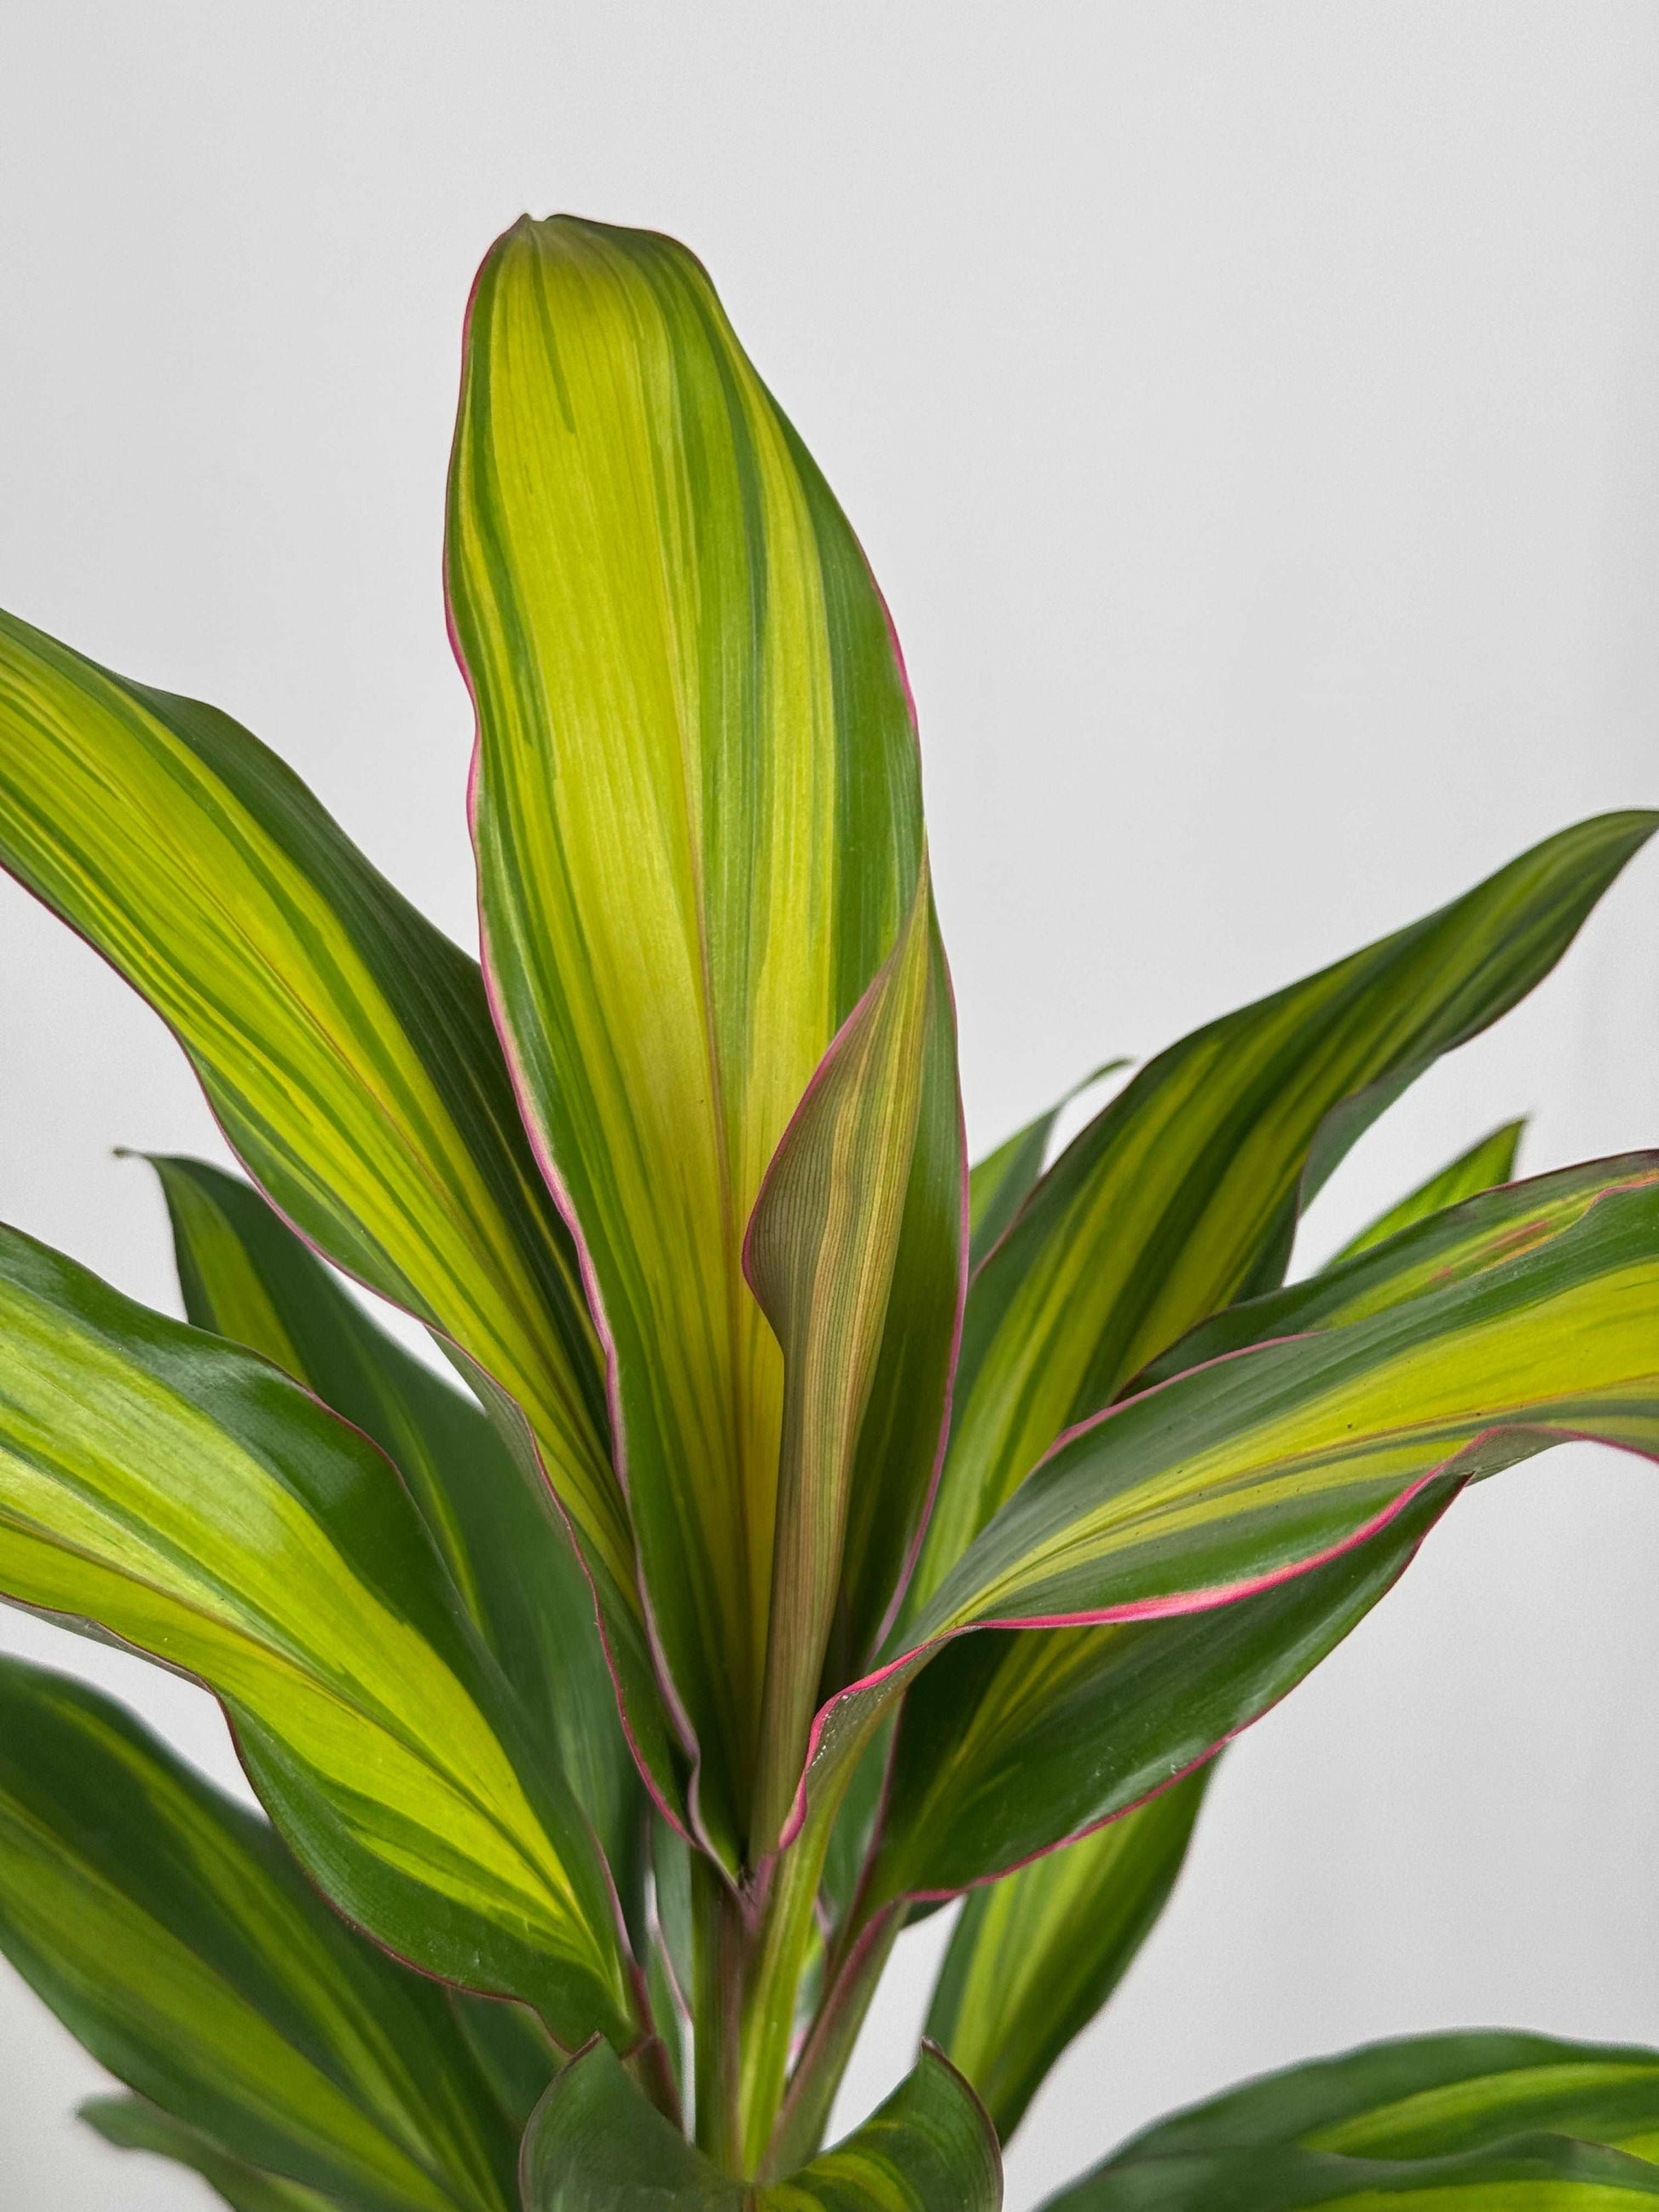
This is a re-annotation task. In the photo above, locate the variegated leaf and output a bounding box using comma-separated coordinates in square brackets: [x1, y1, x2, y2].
[0, 1223, 638, 2049]
[518, 2036, 1000, 2209]
[1323, 1120, 1524, 1268]
[0, 1659, 514, 2212]
[1113, 2028, 1659, 2164]
[448, 215, 960, 1851]
[925, 1768, 1210, 2140]
[0, 609, 683, 1816]
[787, 1168, 1659, 1907]
[84, 2099, 338, 2212]
[147, 1154, 644, 1904]
[1038, 2137, 1659, 2210]
[916, 813, 1655, 1608]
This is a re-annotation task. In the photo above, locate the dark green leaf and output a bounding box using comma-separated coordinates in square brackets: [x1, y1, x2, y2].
[518, 2037, 1000, 2209]
[1038, 2136, 1659, 2210]
[926, 1768, 1210, 2140]
[0, 1659, 515, 2211]
[1113, 2027, 1659, 2164]
[83, 2099, 336, 2212]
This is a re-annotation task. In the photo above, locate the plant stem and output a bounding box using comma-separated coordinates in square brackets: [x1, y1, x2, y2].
[761, 1899, 905, 2180]
[691, 1855, 750, 2173]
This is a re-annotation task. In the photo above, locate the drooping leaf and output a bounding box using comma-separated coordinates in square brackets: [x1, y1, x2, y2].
[916, 813, 1656, 1608]
[0, 1223, 638, 2050]
[1323, 1120, 1524, 1268]
[1111, 2027, 1659, 2164]
[873, 1482, 1446, 1897]
[517, 2036, 1000, 2209]
[925, 1767, 1210, 2142]
[83, 2098, 338, 2212]
[787, 1169, 1659, 1891]
[0, 1659, 514, 2212]
[1137, 1154, 1659, 1389]
[448, 214, 961, 1851]
[744, 870, 941, 1845]
[147, 1153, 644, 1900]
[968, 1062, 1129, 1275]
[1038, 2136, 1659, 2211]
[0, 608, 685, 1817]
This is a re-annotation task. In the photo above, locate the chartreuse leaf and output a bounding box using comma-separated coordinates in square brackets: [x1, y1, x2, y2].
[449, 214, 957, 1850]
[0, 1660, 515, 2212]
[0, 609, 688, 1816]
[915, 812, 1656, 1608]
[968, 1062, 1129, 1274]
[1111, 2028, 1659, 2164]
[924, 1767, 1210, 2142]
[1038, 2137, 1659, 2211]
[789, 1169, 1659, 1899]
[146, 1153, 644, 1903]
[518, 2036, 1000, 2209]
[870, 1155, 1659, 1900]
[1325, 1120, 1524, 1267]
[0, 1223, 638, 2051]
[84, 2099, 337, 2212]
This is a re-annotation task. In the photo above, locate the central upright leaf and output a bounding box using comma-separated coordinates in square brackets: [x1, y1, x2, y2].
[447, 215, 945, 1848]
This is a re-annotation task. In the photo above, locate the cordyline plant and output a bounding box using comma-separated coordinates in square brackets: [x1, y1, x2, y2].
[1, 217, 1658, 2212]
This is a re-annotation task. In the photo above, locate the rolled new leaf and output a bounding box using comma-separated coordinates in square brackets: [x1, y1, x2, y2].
[518, 2036, 1000, 2209]
[1323, 1119, 1524, 1268]
[147, 1154, 643, 1903]
[84, 2099, 335, 2212]
[1111, 2027, 1659, 2164]
[0, 1660, 514, 2212]
[448, 214, 962, 1852]
[925, 1768, 1211, 2142]
[1038, 2137, 1659, 2211]
[917, 812, 1656, 1606]
[744, 869, 939, 1847]
[787, 1168, 1659, 1894]
[0, 1222, 638, 2050]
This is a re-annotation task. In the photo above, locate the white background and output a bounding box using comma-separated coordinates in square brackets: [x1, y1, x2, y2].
[3, 6, 1659, 2207]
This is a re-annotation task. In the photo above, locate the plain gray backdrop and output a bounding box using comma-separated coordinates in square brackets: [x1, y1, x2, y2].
[3, 5, 1658, 2207]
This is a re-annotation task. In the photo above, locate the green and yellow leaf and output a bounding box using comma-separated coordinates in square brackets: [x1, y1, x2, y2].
[792, 1167, 1659, 1895]
[1324, 1120, 1524, 1268]
[147, 1153, 644, 1901]
[518, 2036, 1000, 2209]
[925, 1768, 1211, 2142]
[0, 1660, 514, 2212]
[84, 2099, 338, 2212]
[1138, 1153, 1659, 1389]
[448, 214, 961, 1848]
[1038, 2137, 1659, 2210]
[0, 1223, 636, 2049]
[0, 609, 691, 1815]
[916, 814, 1656, 1607]
[1111, 2028, 1659, 2165]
